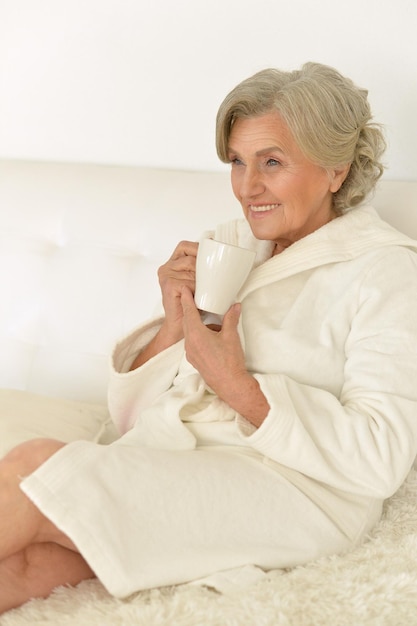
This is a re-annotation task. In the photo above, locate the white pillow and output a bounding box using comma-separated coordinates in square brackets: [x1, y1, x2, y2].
[0, 388, 117, 458]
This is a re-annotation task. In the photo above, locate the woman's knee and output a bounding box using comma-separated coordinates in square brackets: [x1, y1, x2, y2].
[2, 438, 66, 477]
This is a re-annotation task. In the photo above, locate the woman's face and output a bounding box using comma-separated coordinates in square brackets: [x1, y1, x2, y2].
[228, 111, 347, 250]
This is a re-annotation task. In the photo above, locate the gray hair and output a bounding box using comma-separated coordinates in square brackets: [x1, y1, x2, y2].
[216, 62, 386, 212]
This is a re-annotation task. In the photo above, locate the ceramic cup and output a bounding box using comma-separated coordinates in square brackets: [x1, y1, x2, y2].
[194, 238, 256, 315]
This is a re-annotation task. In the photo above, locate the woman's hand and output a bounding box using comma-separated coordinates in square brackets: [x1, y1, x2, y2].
[129, 240, 198, 370]
[180, 286, 270, 427]
[157, 240, 199, 344]
[181, 285, 246, 394]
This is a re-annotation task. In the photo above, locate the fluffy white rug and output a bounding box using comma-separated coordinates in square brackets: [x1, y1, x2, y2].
[2, 468, 417, 626]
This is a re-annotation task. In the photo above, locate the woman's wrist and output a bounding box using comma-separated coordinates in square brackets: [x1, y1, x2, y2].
[219, 372, 270, 428]
[129, 321, 183, 371]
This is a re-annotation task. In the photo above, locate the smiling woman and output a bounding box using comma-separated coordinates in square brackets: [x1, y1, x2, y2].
[1, 61, 417, 615]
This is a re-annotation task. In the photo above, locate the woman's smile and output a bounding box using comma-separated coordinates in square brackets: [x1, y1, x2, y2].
[249, 203, 280, 213]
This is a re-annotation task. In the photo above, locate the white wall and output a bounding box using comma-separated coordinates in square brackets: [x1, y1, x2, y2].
[0, 0, 416, 180]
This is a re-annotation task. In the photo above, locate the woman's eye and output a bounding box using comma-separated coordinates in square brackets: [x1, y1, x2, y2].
[230, 157, 244, 166]
[266, 158, 280, 167]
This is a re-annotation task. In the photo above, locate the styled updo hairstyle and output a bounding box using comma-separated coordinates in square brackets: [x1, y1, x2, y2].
[216, 62, 386, 213]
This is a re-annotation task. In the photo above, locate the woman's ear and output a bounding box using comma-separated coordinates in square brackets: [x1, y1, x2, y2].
[329, 164, 351, 193]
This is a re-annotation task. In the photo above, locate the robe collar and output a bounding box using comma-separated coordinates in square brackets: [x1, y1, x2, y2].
[212, 205, 417, 302]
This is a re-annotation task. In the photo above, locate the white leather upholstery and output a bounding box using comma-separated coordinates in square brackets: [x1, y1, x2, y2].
[1, 159, 417, 404]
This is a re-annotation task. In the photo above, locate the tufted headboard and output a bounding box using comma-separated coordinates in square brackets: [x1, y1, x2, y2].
[1, 159, 417, 404]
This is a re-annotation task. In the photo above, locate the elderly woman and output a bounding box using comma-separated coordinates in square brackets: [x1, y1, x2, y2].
[2, 62, 417, 612]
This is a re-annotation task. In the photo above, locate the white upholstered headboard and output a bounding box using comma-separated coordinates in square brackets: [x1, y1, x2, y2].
[1, 159, 416, 403]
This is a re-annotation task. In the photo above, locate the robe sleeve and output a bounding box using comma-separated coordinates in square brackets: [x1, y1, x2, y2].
[237, 248, 417, 499]
[107, 316, 184, 434]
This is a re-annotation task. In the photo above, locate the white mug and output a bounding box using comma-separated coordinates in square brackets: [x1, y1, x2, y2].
[194, 238, 256, 315]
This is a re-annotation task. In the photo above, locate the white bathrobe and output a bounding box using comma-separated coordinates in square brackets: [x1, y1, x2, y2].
[21, 206, 417, 598]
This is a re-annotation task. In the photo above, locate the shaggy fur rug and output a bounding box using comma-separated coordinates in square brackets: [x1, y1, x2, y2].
[2, 468, 417, 626]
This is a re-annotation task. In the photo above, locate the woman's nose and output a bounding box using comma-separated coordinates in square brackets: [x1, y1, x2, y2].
[241, 166, 265, 197]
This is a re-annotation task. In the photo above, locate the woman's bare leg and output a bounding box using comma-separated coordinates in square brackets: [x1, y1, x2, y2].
[0, 543, 95, 613]
[0, 439, 96, 613]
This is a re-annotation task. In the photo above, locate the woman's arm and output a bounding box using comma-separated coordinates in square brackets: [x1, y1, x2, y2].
[129, 320, 182, 370]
